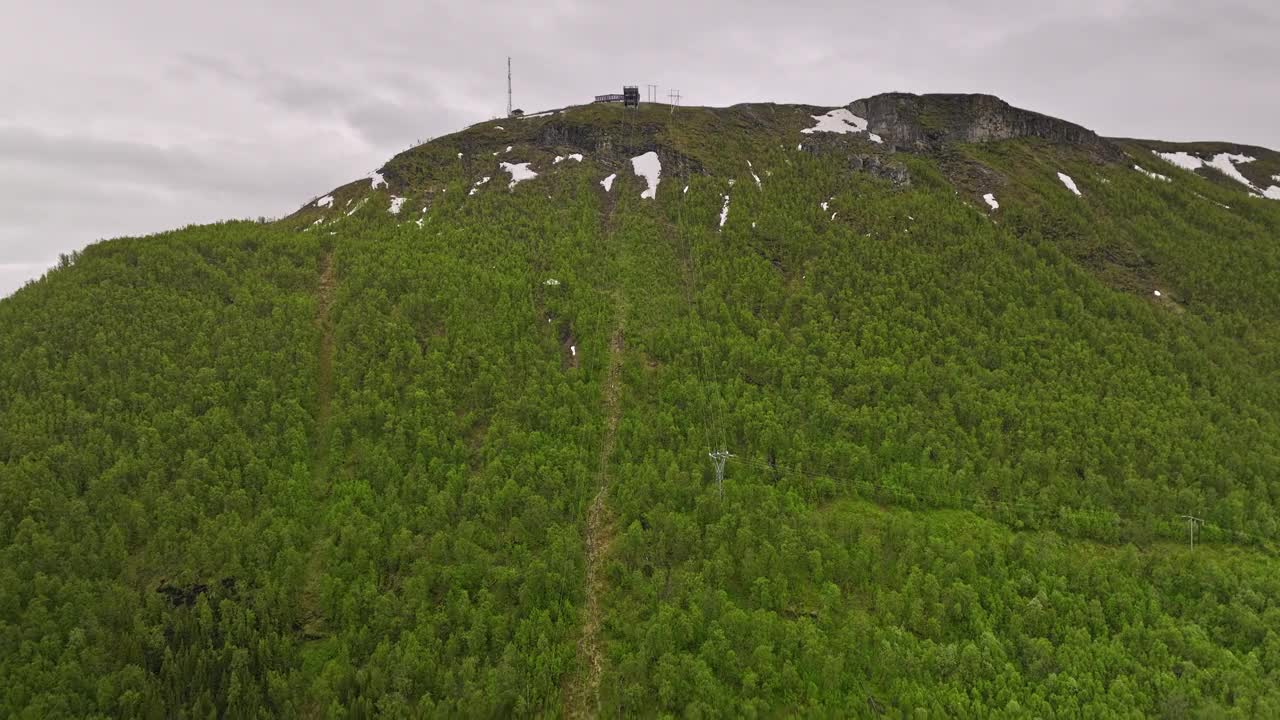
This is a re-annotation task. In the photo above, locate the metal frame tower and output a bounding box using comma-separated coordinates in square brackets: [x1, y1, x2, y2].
[709, 449, 734, 498]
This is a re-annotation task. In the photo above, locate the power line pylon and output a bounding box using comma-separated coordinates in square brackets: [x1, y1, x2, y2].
[668, 89, 681, 115]
[1181, 514, 1203, 549]
[709, 449, 733, 498]
[506, 57, 513, 118]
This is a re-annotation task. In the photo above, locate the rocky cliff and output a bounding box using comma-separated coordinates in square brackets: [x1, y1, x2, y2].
[850, 92, 1122, 161]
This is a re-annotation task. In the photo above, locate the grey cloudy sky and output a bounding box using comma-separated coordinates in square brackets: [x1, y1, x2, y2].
[2, 0, 1277, 296]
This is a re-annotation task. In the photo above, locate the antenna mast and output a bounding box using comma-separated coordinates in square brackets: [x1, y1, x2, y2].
[506, 57, 513, 118]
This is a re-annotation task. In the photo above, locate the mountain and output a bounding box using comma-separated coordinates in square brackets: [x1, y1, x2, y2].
[3, 92, 1280, 718]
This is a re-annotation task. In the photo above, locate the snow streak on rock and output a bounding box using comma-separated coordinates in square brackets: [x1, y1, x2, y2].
[315, 195, 334, 208]
[1205, 153, 1257, 189]
[630, 152, 661, 200]
[800, 108, 883, 143]
[601, 174, 616, 192]
[1134, 165, 1171, 182]
[1154, 151, 1203, 171]
[388, 197, 406, 214]
[1154, 150, 1280, 199]
[500, 162, 537, 189]
[1057, 172, 1082, 196]
[983, 193, 999, 210]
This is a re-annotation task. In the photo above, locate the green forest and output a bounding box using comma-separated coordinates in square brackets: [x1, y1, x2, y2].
[2, 101, 1280, 718]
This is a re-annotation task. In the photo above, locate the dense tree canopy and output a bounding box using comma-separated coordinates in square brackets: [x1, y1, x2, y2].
[2, 110, 1279, 717]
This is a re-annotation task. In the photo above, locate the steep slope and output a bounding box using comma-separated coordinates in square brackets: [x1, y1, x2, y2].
[3, 95, 1280, 717]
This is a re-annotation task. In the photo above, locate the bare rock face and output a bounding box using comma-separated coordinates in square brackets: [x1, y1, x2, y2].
[848, 153, 910, 186]
[849, 93, 1122, 161]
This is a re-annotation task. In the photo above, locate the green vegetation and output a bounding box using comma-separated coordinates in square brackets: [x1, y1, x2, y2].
[3, 102, 1280, 717]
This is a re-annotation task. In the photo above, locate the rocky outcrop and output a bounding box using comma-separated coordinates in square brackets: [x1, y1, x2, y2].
[849, 93, 1121, 161]
[848, 153, 910, 186]
[536, 118, 704, 176]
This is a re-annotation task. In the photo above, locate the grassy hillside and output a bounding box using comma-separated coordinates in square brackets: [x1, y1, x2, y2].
[2, 99, 1280, 718]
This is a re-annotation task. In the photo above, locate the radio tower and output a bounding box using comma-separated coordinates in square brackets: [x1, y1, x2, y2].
[506, 57, 513, 118]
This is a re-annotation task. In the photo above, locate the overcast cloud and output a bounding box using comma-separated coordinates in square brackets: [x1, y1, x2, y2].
[2, 0, 1278, 296]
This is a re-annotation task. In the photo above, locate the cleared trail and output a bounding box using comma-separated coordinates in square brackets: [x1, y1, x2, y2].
[566, 313, 626, 719]
[300, 249, 337, 653]
[311, 250, 337, 489]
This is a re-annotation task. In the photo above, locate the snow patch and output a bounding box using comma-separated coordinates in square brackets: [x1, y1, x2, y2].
[719, 195, 731, 228]
[570, 345, 576, 357]
[567, 153, 583, 162]
[1153, 290, 1162, 297]
[683, 185, 689, 194]
[820, 201, 829, 211]
[500, 162, 537, 189]
[388, 196, 406, 214]
[1154, 151, 1204, 171]
[315, 195, 334, 208]
[543, 278, 561, 286]
[983, 193, 999, 210]
[457, 152, 463, 159]
[1134, 165, 1171, 182]
[1162, 151, 1280, 199]
[630, 151, 661, 199]
[345, 198, 367, 216]
[369, 172, 387, 189]
[801, 108, 873, 136]
[1057, 172, 1082, 196]
[601, 173, 616, 192]
[553, 156, 563, 164]
[831, 212, 838, 221]
[504, 145, 513, 153]
[1205, 153, 1259, 190]
[494, 126, 504, 130]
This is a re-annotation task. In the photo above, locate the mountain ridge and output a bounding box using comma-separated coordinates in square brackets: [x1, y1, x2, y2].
[4, 89, 1280, 717]
[290, 92, 1279, 229]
